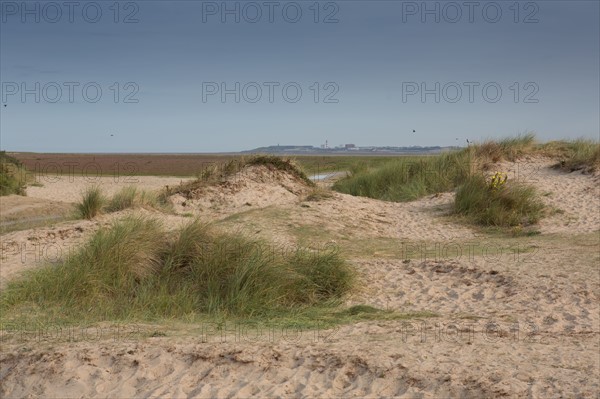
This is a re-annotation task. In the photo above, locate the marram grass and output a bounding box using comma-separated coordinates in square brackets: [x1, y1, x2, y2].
[1, 216, 355, 321]
[454, 174, 544, 227]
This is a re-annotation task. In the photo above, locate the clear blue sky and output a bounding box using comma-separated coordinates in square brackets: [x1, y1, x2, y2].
[1, 0, 599, 152]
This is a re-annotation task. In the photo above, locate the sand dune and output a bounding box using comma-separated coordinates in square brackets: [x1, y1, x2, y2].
[1, 159, 599, 398]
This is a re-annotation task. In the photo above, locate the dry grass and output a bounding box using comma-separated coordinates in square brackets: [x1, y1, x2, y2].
[304, 186, 334, 202]
[473, 132, 537, 164]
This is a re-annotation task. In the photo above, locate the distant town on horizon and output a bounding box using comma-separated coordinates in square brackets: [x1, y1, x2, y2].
[242, 143, 462, 155]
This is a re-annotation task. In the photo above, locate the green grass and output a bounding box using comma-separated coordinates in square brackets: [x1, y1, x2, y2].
[473, 132, 536, 163]
[331, 134, 537, 202]
[76, 186, 172, 218]
[541, 139, 600, 173]
[76, 186, 105, 219]
[296, 155, 397, 175]
[0, 151, 28, 196]
[1, 216, 355, 322]
[333, 150, 473, 202]
[106, 186, 169, 212]
[333, 134, 599, 204]
[106, 186, 138, 211]
[454, 174, 544, 227]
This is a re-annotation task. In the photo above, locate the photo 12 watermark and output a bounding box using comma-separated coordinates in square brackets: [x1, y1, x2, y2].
[0, 1, 140, 24]
[10, 160, 141, 184]
[393, 319, 562, 345]
[0, 234, 341, 267]
[1, 81, 140, 104]
[400, 1, 540, 24]
[0, 321, 142, 345]
[202, 81, 340, 104]
[201, 1, 340, 24]
[0, 318, 579, 347]
[400, 240, 540, 265]
[401, 81, 540, 104]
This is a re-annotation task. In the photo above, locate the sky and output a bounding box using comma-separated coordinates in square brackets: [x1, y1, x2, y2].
[0, 0, 599, 152]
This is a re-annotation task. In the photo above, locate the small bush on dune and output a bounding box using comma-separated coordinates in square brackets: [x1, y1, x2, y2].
[454, 174, 544, 227]
[1, 217, 355, 320]
[77, 186, 105, 219]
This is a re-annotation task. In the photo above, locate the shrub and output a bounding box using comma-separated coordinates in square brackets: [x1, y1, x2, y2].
[454, 174, 544, 227]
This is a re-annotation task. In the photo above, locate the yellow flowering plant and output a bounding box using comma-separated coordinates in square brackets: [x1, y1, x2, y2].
[489, 171, 508, 191]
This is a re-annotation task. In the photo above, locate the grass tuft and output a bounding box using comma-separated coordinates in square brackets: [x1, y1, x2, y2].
[106, 186, 168, 212]
[1, 216, 355, 321]
[106, 186, 138, 212]
[454, 174, 544, 227]
[77, 186, 171, 219]
[76, 186, 105, 219]
[474, 132, 536, 163]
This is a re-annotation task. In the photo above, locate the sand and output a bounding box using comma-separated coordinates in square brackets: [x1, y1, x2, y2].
[1, 159, 599, 398]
